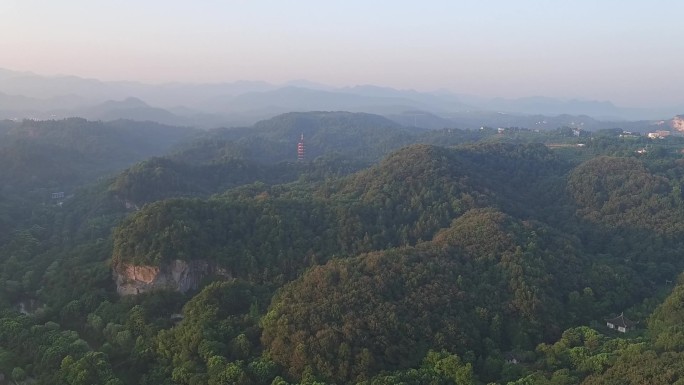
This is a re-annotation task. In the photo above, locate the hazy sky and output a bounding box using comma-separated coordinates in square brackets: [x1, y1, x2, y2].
[1, 0, 683, 107]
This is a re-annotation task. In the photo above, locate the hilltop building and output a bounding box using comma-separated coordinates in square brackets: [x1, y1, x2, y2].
[605, 313, 636, 333]
[648, 130, 671, 139]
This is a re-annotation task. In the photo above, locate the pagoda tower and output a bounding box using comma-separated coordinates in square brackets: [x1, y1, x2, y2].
[297, 133, 305, 161]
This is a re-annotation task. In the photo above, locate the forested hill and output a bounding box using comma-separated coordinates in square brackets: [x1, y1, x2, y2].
[261, 209, 587, 383]
[105, 110, 569, 207]
[174, 111, 420, 164]
[101, 112, 415, 205]
[0, 118, 197, 276]
[0, 118, 196, 191]
[106, 140, 684, 384]
[107, 111, 488, 206]
[7, 115, 684, 384]
[111, 143, 570, 273]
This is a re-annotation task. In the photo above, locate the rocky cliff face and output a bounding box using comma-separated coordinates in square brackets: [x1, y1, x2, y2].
[114, 259, 230, 295]
[671, 115, 684, 132]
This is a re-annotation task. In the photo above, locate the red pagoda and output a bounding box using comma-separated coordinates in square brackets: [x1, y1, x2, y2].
[297, 133, 305, 161]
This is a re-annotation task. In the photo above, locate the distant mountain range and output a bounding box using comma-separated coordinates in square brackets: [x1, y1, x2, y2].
[1, 68, 682, 129]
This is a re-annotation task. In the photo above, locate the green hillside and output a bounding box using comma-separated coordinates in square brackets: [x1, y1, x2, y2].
[0, 118, 196, 191]
[4, 114, 684, 384]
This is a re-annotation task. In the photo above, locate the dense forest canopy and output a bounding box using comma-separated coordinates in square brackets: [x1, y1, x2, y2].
[2, 113, 684, 384]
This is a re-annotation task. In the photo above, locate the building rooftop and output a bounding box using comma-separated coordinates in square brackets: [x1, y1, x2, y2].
[605, 312, 636, 328]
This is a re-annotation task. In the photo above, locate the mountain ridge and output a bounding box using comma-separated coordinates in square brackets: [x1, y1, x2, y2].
[2, 67, 682, 125]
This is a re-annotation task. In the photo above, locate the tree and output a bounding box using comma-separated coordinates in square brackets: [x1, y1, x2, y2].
[11, 367, 26, 382]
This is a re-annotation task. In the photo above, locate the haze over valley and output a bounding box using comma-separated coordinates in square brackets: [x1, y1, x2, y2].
[2, 67, 684, 130]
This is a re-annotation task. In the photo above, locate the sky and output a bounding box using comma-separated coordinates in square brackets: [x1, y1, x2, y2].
[1, 0, 683, 107]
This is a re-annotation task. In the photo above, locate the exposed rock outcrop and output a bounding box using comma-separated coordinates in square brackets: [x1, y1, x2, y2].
[114, 259, 229, 295]
[672, 115, 684, 132]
